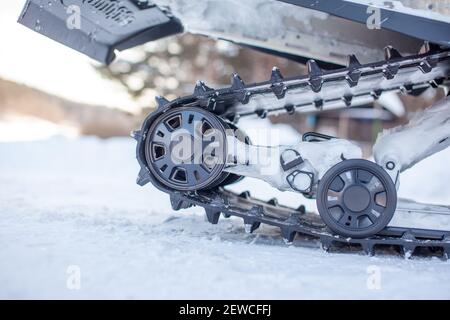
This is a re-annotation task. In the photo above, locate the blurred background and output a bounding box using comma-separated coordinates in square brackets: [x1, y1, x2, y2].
[0, 1, 447, 148]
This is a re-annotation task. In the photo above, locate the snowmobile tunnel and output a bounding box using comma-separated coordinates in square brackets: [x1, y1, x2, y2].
[18, 0, 450, 65]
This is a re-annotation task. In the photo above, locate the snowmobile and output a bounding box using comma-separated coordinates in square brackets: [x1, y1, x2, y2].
[19, 0, 450, 258]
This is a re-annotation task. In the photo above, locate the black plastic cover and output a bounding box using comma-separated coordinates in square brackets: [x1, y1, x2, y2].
[280, 0, 450, 47]
[18, 0, 183, 64]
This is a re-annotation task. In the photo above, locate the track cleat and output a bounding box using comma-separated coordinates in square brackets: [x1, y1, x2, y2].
[270, 66, 284, 82]
[281, 228, 296, 245]
[361, 242, 375, 256]
[155, 95, 170, 109]
[205, 208, 221, 224]
[231, 73, 245, 90]
[384, 45, 402, 60]
[307, 60, 323, 92]
[194, 80, 214, 95]
[320, 236, 332, 252]
[244, 221, 260, 234]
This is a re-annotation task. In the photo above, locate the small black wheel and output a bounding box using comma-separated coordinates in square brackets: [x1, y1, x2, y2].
[316, 159, 397, 238]
[145, 107, 230, 191]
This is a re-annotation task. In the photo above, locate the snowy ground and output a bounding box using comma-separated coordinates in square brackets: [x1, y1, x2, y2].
[1, 121, 450, 299]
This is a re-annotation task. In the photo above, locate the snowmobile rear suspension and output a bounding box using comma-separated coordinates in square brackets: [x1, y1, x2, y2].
[133, 46, 450, 258]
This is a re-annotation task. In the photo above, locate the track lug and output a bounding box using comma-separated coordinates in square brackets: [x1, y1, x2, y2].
[342, 95, 353, 107]
[170, 194, 192, 211]
[346, 55, 362, 87]
[270, 67, 286, 99]
[244, 221, 261, 234]
[400, 84, 414, 95]
[271, 83, 287, 99]
[130, 130, 142, 140]
[429, 77, 444, 88]
[400, 232, 416, 258]
[136, 167, 151, 186]
[382, 65, 399, 80]
[402, 245, 416, 259]
[296, 205, 306, 214]
[347, 54, 361, 68]
[442, 237, 450, 260]
[320, 236, 332, 252]
[443, 247, 450, 260]
[281, 228, 296, 244]
[231, 73, 245, 90]
[194, 81, 214, 95]
[205, 208, 221, 224]
[419, 41, 441, 54]
[307, 59, 322, 76]
[155, 95, 170, 109]
[384, 46, 402, 60]
[418, 58, 438, 73]
[361, 242, 375, 256]
[267, 198, 279, 206]
[270, 67, 284, 82]
[346, 71, 361, 87]
[307, 60, 323, 92]
[239, 191, 251, 199]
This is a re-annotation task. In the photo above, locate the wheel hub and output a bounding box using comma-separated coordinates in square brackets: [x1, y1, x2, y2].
[343, 185, 371, 212]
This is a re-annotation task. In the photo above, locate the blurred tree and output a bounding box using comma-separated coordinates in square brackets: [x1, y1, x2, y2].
[94, 34, 306, 109]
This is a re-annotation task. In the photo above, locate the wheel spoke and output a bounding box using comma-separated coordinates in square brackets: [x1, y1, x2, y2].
[372, 203, 386, 214]
[366, 211, 380, 223]
[350, 216, 359, 228]
[357, 169, 373, 183]
[327, 199, 342, 209]
[340, 169, 355, 185]
[366, 175, 385, 194]
[329, 176, 345, 192]
[327, 190, 342, 208]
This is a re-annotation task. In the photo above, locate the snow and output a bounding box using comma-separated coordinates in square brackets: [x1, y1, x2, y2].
[1, 118, 450, 299]
[374, 96, 450, 173]
[0, 115, 79, 142]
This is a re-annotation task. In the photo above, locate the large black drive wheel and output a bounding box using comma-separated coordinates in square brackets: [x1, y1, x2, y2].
[145, 107, 231, 191]
[317, 159, 397, 238]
